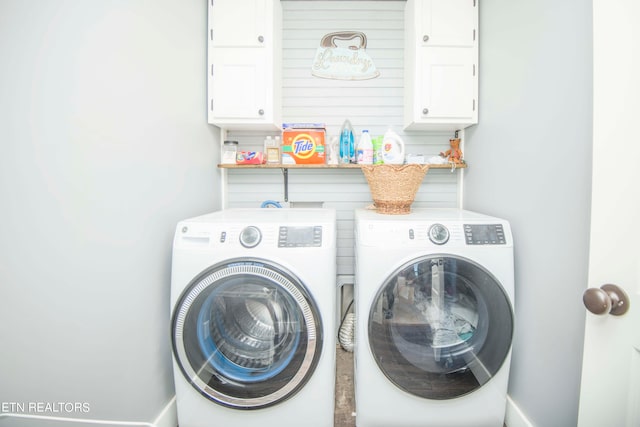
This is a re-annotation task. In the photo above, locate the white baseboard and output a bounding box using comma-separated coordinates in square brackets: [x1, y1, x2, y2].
[505, 395, 534, 427]
[152, 397, 177, 427]
[0, 397, 177, 427]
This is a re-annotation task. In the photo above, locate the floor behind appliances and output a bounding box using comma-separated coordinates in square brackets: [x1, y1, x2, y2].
[354, 208, 515, 427]
[170, 208, 336, 427]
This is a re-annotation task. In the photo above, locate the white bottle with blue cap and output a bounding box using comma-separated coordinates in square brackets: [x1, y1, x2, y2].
[356, 130, 373, 165]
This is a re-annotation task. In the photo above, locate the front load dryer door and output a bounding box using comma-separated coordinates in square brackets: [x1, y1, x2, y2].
[368, 255, 513, 399]
[172, 259, 323, 409]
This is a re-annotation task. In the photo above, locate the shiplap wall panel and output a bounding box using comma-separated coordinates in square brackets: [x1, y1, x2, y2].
[225, 1, 461, 275]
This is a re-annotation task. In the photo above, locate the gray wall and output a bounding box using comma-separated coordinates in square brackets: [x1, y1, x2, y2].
[0, 0, 217, 424]
[465, 1, 592, 426]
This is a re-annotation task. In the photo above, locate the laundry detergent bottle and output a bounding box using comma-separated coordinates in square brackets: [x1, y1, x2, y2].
[356, 130, 374, 165]
[382, 128, 405, 164]
[339, 119, 355, 164]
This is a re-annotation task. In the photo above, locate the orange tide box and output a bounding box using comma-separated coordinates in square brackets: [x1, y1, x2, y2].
[281, 127, 326, 164]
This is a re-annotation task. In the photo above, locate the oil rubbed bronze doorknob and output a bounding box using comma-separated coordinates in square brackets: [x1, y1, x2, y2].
[583, 284, 630, 316]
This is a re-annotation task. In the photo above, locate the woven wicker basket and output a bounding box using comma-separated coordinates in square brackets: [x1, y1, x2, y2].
[361, 164, 430, 214]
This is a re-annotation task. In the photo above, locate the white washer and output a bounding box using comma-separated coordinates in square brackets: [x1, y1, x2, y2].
[354, 208, 514, 427]
[171, 208, 336, 427]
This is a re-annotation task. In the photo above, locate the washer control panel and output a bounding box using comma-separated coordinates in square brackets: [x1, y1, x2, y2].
[464, 224, 506, 245]
[278, 226, 323, 247]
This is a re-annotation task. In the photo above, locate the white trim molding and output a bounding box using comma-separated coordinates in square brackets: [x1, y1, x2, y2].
[505, 395, 534, 427]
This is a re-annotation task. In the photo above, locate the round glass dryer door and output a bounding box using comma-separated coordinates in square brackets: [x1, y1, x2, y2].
[369, 255, 513, 400]
[172, 259, 322, 409]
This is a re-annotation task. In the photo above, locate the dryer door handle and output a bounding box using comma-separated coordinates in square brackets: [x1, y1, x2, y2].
[583, 284, 629, 316]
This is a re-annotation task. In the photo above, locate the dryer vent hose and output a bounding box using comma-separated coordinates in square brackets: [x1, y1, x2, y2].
[338, 301, 355, 352]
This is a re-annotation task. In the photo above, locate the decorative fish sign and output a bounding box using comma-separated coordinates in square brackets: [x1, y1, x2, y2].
[311, 31, 380, 80]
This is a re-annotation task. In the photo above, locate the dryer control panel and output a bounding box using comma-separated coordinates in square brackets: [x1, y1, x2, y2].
[278, 226, 323, 247]
[464, 224, 506, 245]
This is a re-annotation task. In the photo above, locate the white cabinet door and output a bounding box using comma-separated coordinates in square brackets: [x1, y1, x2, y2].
[209, 48, 267, 121]
[404, 0, 478, 131]
[417, 48, 476, 120]
[207, 0, 281, 130]
[209, 0, 267, 47]
[419, 0, 476, 47]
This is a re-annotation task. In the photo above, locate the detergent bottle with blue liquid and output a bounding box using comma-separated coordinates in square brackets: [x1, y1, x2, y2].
[339, 119, 355, 164]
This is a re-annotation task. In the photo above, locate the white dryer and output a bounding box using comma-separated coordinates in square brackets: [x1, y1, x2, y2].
[170, 208, 336, 427]
[354, 208, 514, 427]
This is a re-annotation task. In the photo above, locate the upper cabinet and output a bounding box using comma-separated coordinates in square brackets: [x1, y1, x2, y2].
[207, 0, 282, 130]
[207, 0, 477, 132]
[404, 0, 478, 131]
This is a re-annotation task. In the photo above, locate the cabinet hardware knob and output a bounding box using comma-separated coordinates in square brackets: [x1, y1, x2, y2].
[423, 35, 429, 42]
[258, 35, 264, 43]
[258, 109, 265, 116]
[583, 284, 630, 316]
[422, 108, 429, 115]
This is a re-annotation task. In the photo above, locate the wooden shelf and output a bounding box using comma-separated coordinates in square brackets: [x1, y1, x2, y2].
[217, 163, 466, 169]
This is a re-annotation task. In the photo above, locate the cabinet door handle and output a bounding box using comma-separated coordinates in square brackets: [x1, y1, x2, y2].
[423, 35, 429, 42]
[258, 35, 264, 43]
[258, 109, 265, 116]
[422, 108, 429, 115]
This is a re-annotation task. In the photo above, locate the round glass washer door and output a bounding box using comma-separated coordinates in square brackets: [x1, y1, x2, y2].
[172, 259, 322, 409]
[368, 255, 513, 400]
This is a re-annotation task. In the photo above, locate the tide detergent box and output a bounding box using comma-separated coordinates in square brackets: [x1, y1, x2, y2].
[281, 124, 326, 164]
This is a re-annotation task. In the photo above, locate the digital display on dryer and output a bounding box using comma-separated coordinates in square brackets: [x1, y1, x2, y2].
[464, 224, 506, 245]
[278, 226, 322, 247]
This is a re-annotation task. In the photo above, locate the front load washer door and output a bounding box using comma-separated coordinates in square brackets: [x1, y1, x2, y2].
[368, 255, 513, 400]
[172, 259, 323, 409]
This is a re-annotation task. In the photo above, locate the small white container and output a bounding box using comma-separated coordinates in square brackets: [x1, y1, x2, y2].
[222, 140, 238, 164]
[265, 136, 281, 164]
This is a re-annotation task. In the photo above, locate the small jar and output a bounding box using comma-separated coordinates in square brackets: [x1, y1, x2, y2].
[222, 140, 238, 164]
[265, 136, 281, 164]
